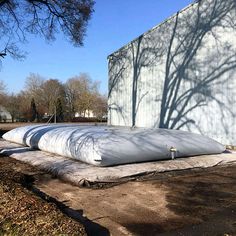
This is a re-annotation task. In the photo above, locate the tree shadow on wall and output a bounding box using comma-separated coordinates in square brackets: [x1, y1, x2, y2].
[157, 0, 236, 131]
[108, 0, 236, 138]
[108, 27, 165, 126]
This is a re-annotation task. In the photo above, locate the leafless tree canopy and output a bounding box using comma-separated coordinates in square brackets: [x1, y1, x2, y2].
[0, 0, 95, 59]
[65, 73, 104, 119]
[0, 72, 107, 122]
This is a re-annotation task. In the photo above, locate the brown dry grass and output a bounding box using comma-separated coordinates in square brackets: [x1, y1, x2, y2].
[0, 156, 86, 236]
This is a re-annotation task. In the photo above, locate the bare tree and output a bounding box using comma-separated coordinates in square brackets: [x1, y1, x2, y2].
[65, 73, 100, 119]
[4, 93, 20, 122]
[65, 77, 83, 119]
[25, 73, 45, 94]
[40, 79, 65, 115]
[24, 75, 66, 119]
[0, 0, 95, 60]
[23, 73, 46, 119]
[15, 91, 34, 122]
[24, 73, 45, 102]
[2, 72, 107, 122]
[92, 94, 107, 120]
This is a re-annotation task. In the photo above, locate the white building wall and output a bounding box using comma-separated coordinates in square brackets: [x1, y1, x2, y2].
[108, 0, 236, 145]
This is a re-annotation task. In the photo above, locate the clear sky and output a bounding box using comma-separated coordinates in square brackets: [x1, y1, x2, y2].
[0, 0, 193, 94]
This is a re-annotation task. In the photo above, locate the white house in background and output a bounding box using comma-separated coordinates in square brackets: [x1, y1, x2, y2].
[75, 109, 96, 118]
[108, 0, 236, 145]
[0, 106, 12, 122]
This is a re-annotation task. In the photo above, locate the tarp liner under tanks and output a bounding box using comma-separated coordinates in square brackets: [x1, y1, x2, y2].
[2, 124, 225, 167]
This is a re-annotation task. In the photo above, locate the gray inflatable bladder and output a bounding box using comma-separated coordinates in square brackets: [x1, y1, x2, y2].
[2, 124, 225, 166]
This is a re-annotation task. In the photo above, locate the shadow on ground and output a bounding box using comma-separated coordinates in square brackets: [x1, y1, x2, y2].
[134, 166, 236, 236]
[22, 174, 110, 236]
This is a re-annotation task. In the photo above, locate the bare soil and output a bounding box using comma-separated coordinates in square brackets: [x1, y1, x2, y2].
[1, 155, 236, 236]
[36, 164, 236, 236]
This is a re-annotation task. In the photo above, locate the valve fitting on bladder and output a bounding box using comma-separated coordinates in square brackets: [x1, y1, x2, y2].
[170, 147, 177, 160]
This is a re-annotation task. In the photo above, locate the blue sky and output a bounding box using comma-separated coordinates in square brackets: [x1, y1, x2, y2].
[0, 0, 193, 94]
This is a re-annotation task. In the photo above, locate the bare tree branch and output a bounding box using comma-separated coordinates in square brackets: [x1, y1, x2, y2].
[0, 0, 94, 60]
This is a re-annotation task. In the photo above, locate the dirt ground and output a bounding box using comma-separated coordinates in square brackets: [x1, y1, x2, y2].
[36, 164, 236, 236]
[1, 155, 236, 236]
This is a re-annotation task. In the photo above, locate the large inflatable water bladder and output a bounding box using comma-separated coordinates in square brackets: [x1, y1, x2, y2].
[2, 124, 225, 166]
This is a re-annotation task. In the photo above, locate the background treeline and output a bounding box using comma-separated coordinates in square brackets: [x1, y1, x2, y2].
[0, 73, 107, 123]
